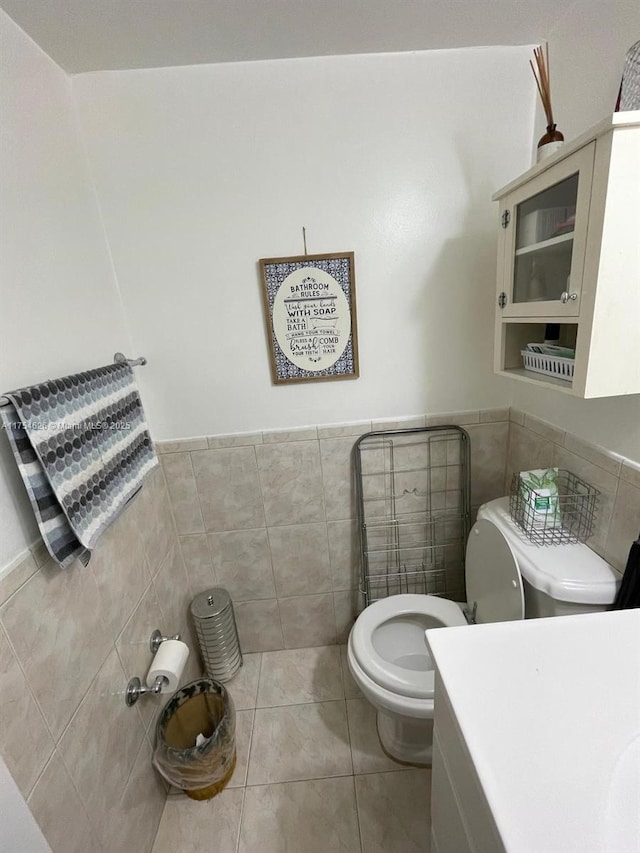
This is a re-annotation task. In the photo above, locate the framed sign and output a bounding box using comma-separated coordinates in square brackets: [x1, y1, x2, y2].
[259, 252, 359, 384]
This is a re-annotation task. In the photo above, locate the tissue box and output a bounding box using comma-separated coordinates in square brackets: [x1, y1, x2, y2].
[518, 468, 561, 529]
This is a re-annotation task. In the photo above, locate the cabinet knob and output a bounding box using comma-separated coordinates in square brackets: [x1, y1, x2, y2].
[560, 291, 578, 304]
[501, 210, 511, 229]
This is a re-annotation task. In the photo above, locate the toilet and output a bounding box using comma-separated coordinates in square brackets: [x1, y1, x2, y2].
[347, 496, 619, 766]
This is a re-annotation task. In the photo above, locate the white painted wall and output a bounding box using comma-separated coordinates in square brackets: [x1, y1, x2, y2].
[0, 11, 132, 568]
[543, 0, 640, 142]
[73, 47, 536, 440]
[510, 0, 640, 461]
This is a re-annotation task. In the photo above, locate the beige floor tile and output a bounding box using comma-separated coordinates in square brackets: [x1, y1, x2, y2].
[225, 652, 262, 710]
[151, 788, 244, 853]
[109, 739, 166, 853]
[256, 646, 343, 707]
[228, 709, 254, 788]
[247, 701, 352, 785]
[347, 698, 407, 774]
[355, 769, 432, 853]
[239, 777, 361, 853]
[340, 645, 362, 699]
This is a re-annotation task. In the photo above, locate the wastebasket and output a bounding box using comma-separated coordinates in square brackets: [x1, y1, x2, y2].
[190, 588, 243, 682]
[153, 678, 236, 800]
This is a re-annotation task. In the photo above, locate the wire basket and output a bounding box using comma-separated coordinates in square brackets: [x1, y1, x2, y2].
[509, 469, 598, 545]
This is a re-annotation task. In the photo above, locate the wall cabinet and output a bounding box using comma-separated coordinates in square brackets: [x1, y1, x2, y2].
[493, 112, 640, 397]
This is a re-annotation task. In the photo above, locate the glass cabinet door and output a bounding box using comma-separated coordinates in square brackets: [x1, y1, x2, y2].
[500, 143, 595, 318]
[513, 173, 577, 303]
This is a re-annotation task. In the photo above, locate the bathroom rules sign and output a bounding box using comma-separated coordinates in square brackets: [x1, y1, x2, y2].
[259, 252, 359, 384]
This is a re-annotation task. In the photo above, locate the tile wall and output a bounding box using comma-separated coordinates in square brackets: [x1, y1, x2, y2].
[507, 409, 640, 572]
[0, 465, 201, 853]
[159, 409, 511, 654]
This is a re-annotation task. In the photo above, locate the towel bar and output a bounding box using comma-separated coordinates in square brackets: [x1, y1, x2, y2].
[0, 353, 147, 407]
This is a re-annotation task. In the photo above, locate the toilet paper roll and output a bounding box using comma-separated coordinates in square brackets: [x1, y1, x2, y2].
[146, 639, 189, 693]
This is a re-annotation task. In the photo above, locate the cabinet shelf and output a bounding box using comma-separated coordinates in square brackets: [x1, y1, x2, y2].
[515, 232, 574, 256]
[498, 367, 575, 393]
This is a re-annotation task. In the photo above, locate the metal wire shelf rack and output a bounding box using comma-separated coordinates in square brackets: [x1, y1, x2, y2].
[354, 427, 471, 607]
[509, 469, 599, 545]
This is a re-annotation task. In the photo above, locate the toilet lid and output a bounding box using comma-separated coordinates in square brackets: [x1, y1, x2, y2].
[465, 520, 524, 623]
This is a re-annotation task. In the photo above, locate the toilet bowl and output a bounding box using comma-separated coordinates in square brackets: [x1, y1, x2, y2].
[347, 496, 619, 766]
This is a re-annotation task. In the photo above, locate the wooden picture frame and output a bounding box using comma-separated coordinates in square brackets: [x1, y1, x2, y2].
[259, 252, 359, 384]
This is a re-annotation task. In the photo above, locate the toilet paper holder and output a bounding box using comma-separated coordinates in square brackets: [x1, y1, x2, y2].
[125, 629, 181, 707]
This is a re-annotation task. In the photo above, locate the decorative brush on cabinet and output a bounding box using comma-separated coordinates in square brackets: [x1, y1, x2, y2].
[493, 112, 640, 397]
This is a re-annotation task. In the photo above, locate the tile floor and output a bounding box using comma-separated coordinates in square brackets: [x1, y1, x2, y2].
[151, 646, 431, 853]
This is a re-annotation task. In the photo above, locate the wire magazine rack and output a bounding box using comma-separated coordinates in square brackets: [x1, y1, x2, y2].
[355, 427, 471, 607]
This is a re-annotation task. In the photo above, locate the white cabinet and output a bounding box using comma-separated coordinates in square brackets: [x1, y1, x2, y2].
[430, 676, 504, 853]
[493, 111, 640, 397]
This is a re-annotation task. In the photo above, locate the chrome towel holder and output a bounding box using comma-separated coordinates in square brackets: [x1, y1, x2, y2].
[0, 352, 147, 407]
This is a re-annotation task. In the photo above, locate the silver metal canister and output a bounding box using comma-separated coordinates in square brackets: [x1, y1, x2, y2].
[190, 588, 243, 683]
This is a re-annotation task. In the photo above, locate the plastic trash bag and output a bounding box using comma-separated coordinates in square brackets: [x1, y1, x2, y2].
[153, 678, 236, 800]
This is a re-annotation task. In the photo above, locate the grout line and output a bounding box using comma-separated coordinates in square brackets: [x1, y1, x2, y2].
[337, 643, 348, 701]
[0, 559, 42, 609]
[0, 619, 56, 797]
[344, 697, 354, 775]
[184, 450, 207, 534]
[242, 655, 262, 786]
[351, 773, 365, 853]
[235, 787, 247, 853]
[344, 696, 356, 776]
[238, 708, 257, 791]
[254, 695, 349, 711]
[149, 804, 167, 853]
[25, 748, 55, 803]
[316, 435, 330, 525]
[254, 650, 265, 709]
[242, 770, 355, 789]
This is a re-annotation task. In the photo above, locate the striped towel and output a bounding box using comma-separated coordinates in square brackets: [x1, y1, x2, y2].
[0, 362, 158, 568]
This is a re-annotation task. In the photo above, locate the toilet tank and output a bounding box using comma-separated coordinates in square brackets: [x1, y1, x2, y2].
[477, 498, 619, 617]
[521, 580, 612, 618]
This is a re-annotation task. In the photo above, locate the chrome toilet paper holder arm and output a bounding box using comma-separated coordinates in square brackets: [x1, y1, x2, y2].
[150, 629, 181, 654]
[125, 674, 167, 706]
[124, 629, 181, 707]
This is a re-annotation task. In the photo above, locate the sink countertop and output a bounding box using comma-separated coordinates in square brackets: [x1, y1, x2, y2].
[426, 610, 640, 853]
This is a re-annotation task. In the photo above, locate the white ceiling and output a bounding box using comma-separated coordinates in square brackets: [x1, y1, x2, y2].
[0, 0, 568, 74]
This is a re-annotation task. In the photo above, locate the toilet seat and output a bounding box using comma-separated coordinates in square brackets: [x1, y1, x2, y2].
[349, 594, 467, 700]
